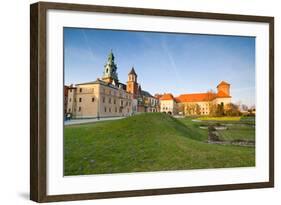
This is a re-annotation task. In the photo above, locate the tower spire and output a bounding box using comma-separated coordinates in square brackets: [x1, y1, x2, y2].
[128, 66, 137, 76]
[102, 50, 118, 83]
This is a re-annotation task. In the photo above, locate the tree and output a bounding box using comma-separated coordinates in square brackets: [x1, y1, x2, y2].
[195, 104, 201, 115]
[215, 103, 225, 116]
[206, 90, 216, 117]
[209, 103, 217, 117]
[184, 104, 192, 116]
[248, 105, 256, 116]
[225, 103, 241, 116]
[241, 104, 248, 112]
[178, 103, 185, 115]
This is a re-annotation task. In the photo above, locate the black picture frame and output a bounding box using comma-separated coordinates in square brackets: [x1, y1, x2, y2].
[30, 1, 274, 202]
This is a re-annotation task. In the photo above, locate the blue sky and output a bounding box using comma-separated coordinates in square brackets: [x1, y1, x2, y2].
[64, 27, 256, 107]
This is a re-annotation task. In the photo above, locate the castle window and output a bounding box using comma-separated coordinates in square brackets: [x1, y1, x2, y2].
[92, 97, 95, 102]
[79, 98, 82, 102]
[115, 107, 117, 112]
[104, 107, 107, 112]
[69, 98, 71, 102]
[78, 107, 81, 111]
[70, 89, 72, 92]
[68, 108, 71, 112]
[109, 108, 111, 113]
[114, 99, 116, 104]
[79, 88, 82, 93]
[109, 98, 111, 104]
[103, 97, 105, 103]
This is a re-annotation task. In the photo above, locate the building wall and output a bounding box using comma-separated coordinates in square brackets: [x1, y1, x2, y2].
[66, 88, 77, 115]
[179, 101, 211, 116]
[67, 84, 98, 118]
[143, 96, 159, 113]
[178, 98, 232, 116]
[64, 86, 69, 115]
[127, 80, 138, 98]
[213, 97, 231, 107]
[98, 84, 133, 117]
[217, 84, 230, 96]
[132, 99, 138, 114]
[67, 83, 133, 119]
[74, 84, 99, 118]
[160, 100, 176, 114]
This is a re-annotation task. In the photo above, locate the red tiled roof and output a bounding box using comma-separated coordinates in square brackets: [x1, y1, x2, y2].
[176, 93, 216, 103]
[159, 93, 174, 100]
[154, 94, 163, 99]
[216, 90, 231, 98]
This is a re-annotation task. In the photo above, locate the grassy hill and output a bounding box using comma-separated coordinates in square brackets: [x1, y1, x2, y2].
[64, 113, 255, 176]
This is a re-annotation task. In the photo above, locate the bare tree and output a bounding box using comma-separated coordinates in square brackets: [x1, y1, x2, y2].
[178, 103, 185, 115]
[206, 89, 216, 116]
[195, 104, 201, 115]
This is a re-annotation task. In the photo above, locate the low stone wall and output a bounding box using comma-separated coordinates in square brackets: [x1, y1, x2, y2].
[207, 125, 255, 147]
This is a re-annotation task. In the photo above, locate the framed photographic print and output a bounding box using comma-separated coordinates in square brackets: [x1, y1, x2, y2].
[30, 1, 274, 202]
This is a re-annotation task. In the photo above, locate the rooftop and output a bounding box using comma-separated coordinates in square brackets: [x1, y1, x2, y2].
[159, 93, 175, 101]
[128, 67, 137, 76]
[217, 81, 230, 87]
[176, 93, 216, 103]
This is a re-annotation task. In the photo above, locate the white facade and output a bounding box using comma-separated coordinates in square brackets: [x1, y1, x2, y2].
[160, 99, 177, 114]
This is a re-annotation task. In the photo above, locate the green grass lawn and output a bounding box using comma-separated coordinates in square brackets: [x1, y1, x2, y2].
[217, 125, 255, 141]
[64, 113, 255, 176]
[190, 116, 255, 141]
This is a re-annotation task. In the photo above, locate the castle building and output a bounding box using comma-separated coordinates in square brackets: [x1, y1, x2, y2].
[159, 93, 177, 114]
[125, 66, 159, 113]
[66, 50, 230, 118]
[64, 85, 69, 115]
[159, 81, 232, 115]
[66, 51, 159, 119]
[67, 51, 133, 118]
[126, 67, 138, 98]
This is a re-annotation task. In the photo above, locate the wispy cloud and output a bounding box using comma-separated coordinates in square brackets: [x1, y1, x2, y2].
[64, 28, 255, 106]
[160, 36, 186, 93]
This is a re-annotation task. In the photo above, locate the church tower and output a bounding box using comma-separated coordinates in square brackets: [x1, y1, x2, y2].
[126, 67, 138, 98]
[102, 50, 118, 84]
